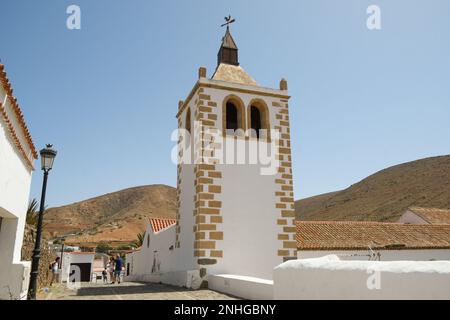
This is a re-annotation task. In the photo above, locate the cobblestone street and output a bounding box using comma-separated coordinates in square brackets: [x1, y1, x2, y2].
[37, 281, 237, 300]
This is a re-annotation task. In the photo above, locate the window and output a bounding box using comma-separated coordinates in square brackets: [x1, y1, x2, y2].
[247, 100, 270, 140]
[226, 102, 238, 130]
[185, 108, 191, 134]
[147, 234, 150, 248]
[250, 106, 262, 138]
[223, 95, 245, 136]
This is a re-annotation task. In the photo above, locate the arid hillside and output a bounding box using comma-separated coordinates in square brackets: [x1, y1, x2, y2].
[296, 155, 450, 221]
[44, 156, 450, 246]
[43, 184, 176, 245]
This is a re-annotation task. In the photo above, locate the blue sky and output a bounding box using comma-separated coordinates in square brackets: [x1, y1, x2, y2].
[1, 0, 449, 207]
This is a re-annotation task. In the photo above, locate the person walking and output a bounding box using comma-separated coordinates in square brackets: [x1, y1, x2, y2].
[113, 254, 123, 284]
[49, 257, 60, 286]
[107, 256, 115, 284]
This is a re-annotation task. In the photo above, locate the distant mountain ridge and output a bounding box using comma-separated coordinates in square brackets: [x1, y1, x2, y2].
[43, 184, 176, 245]
[44, 156, 450, 246]
[295, 155, 450, 221]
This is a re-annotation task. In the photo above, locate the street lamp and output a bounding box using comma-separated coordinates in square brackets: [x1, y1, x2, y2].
[27, 144, 57, 300]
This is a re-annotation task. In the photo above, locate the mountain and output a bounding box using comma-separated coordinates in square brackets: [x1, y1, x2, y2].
[44, 156, 450, 246]
[43, 184, 176, 246]
[295, 155, 450, 222]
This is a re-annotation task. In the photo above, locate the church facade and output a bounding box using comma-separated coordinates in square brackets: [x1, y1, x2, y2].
[126, 26, 296, 288]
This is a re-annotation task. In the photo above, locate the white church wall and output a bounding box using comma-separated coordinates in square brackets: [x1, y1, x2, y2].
[0, 84, 34, 300]
[148, 225, 177, 273]
[208, 163, 280, 279]
[298, 249, 450, 261]
[176, 163, 196, 271]
[274, 255, 450, 300]
[172, 96, 198, 273]
[126, 223, 177, 276]
[199, 87, 287, 280]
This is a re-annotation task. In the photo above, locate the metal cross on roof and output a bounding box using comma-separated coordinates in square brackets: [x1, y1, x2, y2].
[221, 15, 236, 29]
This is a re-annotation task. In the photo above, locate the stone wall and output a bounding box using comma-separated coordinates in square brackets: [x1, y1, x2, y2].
[21, 224, 54, 289]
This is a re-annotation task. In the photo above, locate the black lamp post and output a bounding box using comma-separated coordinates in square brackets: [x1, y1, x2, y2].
[27, 144, 57, 300]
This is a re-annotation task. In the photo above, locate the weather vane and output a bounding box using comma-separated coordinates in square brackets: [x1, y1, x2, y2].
[221, 15, 235, 29]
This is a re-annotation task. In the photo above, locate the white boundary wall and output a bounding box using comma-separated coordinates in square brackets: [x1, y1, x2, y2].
[298, 249, 450, 261]
[209, 274, 273, 300]
[274, 255, 450, 300]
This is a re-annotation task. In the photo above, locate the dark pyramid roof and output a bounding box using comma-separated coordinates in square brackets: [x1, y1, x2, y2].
[221, 27, 238, 49]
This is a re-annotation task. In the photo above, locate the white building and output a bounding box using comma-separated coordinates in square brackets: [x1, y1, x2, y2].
[274, 255, 450, 300]
[0, 63, 38, 300]
[126, 217, 176, 279]
[126, 27, 296, 295]
[60, 252, 95, 283]
[272, 221, 450, 300]
[397, 207, 450, 225]
[296, 221, 450, 261]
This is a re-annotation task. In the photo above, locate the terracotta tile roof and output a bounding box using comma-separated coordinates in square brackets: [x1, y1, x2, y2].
[296, 221, 450, 250]
[149, 217, 176, 233]
[211, 63, 258, 86]
[408, 207, 450, 224]
[0, 64, 38, 168]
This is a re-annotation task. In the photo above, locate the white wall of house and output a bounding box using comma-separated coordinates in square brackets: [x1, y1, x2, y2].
[0, 84, 34, 300]
[273, 255, 450, 299]
[298, 249, 450, 261]
[60, 253, 95, 283]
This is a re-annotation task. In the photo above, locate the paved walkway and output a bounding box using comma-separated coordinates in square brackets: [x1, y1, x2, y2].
[37, 281, 237, 300]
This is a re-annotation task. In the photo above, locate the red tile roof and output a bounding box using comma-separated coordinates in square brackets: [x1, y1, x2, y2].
[149, 217, 176, 233]
[0, 64, 38, 168]
[296, 221, 450, 250]
[408, 207, 450, 224]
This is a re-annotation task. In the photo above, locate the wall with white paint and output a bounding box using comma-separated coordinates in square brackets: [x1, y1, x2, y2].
[196, 85, 289, 280]
[176, 162, 196, 271]
[60, 253, 95, 283]
[274, 255, 450, 300]
[127, 223, 177, 276]
[209, 274, 273, 300]
[0, 84, 34, 300]
[298, 249, 450, 261]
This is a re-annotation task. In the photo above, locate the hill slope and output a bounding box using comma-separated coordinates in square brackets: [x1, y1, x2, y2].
[44, 184, 176, 245]
[296, 155, 450, 221]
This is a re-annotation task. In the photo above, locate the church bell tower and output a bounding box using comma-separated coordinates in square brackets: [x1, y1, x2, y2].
[175, 19, 296, 283]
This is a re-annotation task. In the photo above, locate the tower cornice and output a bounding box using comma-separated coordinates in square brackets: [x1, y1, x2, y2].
[176, 77, 290, 118]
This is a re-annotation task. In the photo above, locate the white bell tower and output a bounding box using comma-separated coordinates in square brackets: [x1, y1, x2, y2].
[174, 23, 296, 283]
